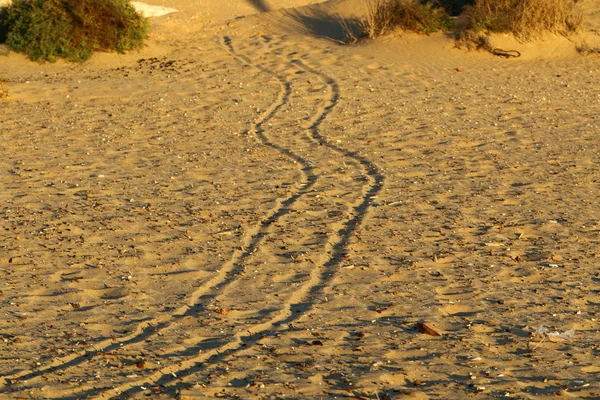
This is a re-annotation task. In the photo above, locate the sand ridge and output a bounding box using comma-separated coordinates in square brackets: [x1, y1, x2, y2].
[1, 0, 599, 399]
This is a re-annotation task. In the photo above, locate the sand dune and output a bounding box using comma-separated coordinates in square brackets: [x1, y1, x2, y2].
[1, 0, 599, 399]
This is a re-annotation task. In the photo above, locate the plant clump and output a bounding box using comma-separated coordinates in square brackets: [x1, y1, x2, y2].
[457, 0, 582, 41]
[361, 0, 453, 39]
[0, 0, 149, 62]
[360, 0, 582, 43]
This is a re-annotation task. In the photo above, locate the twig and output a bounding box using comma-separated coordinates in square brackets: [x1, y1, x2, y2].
[530, 336, 546, 351]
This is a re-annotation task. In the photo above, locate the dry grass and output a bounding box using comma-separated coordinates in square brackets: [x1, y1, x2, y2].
[356, 0, 582, 49]
[576, 42, 600, 55]
[360, 0, 452, 39]
[454, 29, 492, 51]
[457, 0, 582, 41]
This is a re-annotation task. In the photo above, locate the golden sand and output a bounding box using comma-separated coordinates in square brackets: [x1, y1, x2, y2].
[1, 1, 599, 398]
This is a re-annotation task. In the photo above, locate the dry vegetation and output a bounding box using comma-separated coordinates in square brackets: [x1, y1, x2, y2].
[576, 42, 600, 55]
[360, 0, 583, 46]
[360, 0, 452, 39]
[458, 0, 582, 40]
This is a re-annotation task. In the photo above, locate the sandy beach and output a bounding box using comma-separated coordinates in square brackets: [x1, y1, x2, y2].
[1, 0, 599, 398]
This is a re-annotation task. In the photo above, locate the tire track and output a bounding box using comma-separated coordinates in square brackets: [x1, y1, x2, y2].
[2, 37, 318, 395]
[90, 36, 385, 399]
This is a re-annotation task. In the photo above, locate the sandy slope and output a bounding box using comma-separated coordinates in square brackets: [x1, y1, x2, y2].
[1, 1, 599, 399]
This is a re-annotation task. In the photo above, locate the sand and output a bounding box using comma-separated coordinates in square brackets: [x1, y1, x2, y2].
[1, 0, 599, 398]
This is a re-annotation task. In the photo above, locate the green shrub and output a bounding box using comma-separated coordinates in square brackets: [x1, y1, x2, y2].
[0, 0, 149, 62]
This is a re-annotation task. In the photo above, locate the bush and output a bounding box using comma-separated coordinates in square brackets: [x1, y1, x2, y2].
[457, 0, 582, 41]
[357, 0, 582, 44]
[0, 0, 149, 62]
[361, 0, 453, 39]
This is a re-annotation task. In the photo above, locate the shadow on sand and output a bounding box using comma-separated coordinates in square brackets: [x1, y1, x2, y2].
[244, 0, 363, 42]
[281, 8, 364, 42]
[245, 0, 271, 12]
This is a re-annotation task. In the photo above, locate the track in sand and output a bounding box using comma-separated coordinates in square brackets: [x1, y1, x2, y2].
[3, 34, 383, 398]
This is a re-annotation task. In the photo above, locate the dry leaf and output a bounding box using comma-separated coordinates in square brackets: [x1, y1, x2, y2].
[414, 322, 441, 337]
